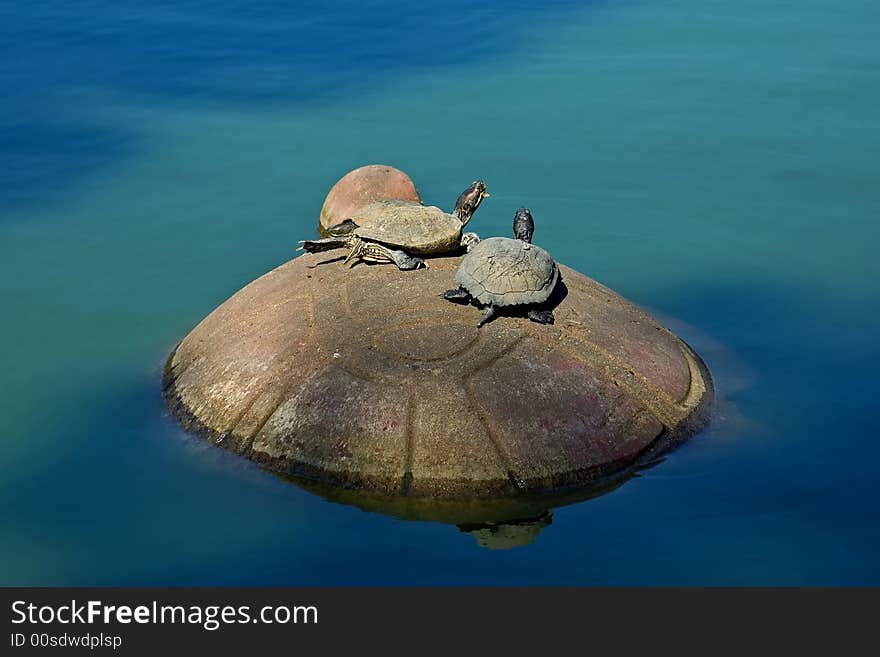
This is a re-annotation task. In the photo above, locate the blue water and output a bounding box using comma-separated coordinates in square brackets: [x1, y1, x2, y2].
[2, 1, 878, 585]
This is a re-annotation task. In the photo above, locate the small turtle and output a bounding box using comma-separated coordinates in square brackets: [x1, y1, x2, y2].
[443, 208, 559, 327]
[297, 181, 488, 270]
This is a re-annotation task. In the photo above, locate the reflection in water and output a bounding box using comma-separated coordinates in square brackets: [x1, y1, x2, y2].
[281, 458, 660, 549]
[459, 512, 553, 550]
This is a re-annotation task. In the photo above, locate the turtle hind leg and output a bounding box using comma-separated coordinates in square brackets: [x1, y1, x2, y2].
[442, 287, 471, 304]
[393, 252, 427, 271]
[384, 247, 427, 270]
[477, 304, 499, 328]
[353, 241, 427, 270]
[527, 308, 555, 325]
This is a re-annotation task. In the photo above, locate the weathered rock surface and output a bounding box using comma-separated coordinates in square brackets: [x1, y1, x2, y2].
[164, 253, 713, 500]
[318, 165, 420, 235]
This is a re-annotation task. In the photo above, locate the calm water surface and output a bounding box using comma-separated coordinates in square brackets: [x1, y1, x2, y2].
[2, 0, 878, 584]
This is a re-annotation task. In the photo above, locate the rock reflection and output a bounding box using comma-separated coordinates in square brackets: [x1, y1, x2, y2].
[281, 462, 649, 550]
[458, 511, 553, 550]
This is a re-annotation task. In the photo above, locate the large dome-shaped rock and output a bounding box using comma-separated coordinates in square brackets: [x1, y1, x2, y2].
[164, 254, 712, 500]
[318, 165, 421, 236]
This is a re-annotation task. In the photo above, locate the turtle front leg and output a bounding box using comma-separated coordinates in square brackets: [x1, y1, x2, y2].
[527, 309, 555, 325]
[477, 304, 499, 328]
[442, 287, 471, 304]
[343, 238, 367, 267]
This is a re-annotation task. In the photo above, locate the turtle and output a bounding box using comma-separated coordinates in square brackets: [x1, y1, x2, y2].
[443, 207, 559, 327]
[297, 180, 489, 270]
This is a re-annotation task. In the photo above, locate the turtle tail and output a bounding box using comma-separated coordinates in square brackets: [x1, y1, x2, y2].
[298, 237, 347, 253]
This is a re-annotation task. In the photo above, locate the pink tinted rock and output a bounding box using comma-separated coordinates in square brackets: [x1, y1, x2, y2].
[318, 165, 421, 235]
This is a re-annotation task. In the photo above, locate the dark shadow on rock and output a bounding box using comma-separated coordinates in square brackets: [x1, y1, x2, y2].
[505, 276, 570, 323]
[307, 254, 348, 268]
[457, 276, 569, 327]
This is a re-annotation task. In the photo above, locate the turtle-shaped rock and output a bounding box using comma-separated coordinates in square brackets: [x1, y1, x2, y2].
[444, 207, 559, 327]
[298, 180, 488, 270]
[163, 250, 713, 502]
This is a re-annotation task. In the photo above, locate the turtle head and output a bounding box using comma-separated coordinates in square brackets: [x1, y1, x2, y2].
[453, 180, 489, 226]
[513, 207, 535, 243]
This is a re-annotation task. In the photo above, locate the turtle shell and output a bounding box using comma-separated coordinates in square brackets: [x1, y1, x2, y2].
[455, 237, 559, 307]
[349, 200, 463, 255]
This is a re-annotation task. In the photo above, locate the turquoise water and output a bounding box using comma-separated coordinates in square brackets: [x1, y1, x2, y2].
[2, 0, 878, 584]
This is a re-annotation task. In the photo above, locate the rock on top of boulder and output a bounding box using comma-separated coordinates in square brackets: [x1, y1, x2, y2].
[319, 165, 421, 235]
